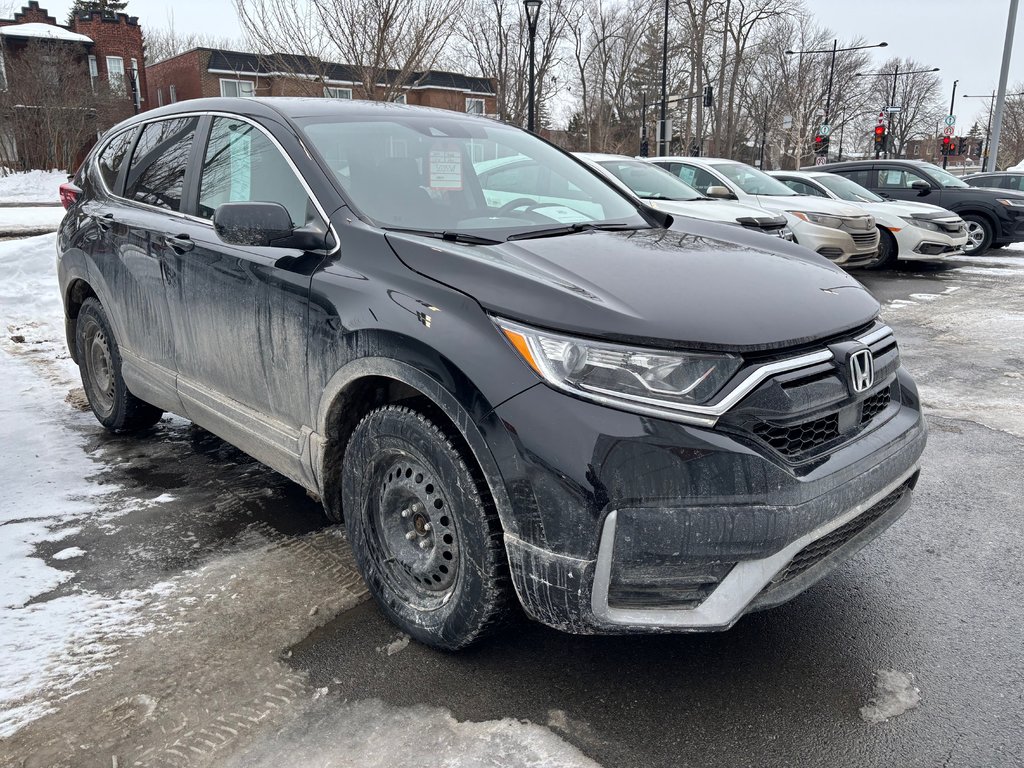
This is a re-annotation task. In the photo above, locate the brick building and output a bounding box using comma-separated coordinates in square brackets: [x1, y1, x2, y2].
[146, 48, 497, 117]
[0, 1, 146, 167]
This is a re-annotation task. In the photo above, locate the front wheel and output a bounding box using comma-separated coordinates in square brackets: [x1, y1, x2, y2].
[866, 227, 899, 270]
[75, 298, 163, 432]
[341, 405, 512, 650]
[961, 214, 993, 255]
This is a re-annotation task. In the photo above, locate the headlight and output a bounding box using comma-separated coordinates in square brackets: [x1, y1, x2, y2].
[900, 216, 942, 232]
[496, 318, 742, 414]
[996, 198, 1024, 208]
[789, 211, 843, 228]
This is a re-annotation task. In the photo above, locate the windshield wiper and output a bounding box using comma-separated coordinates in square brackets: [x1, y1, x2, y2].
[384, 227, 501, 245]
[506, 222, 638, 242]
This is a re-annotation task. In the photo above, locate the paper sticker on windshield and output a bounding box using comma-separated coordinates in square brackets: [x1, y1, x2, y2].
[429, 149, 462, 190]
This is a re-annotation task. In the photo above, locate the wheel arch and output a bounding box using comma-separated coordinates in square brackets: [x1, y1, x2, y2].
[63, 277, 98, 363]
[314, 356, 516, 534]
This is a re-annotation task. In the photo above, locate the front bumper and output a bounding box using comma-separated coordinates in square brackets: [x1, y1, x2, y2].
[792, 222, 878, 265]
[486, 365, 926, 634]
[895, 226, 968, 261]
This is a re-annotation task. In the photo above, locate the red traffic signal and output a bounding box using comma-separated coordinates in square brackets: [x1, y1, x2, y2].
[814, 134, 824, 145]
[874, 125, 886, 136]
[942, 136, 951, 146]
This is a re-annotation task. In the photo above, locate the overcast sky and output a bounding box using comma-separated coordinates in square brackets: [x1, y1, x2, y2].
[30, 0, 1023, 127]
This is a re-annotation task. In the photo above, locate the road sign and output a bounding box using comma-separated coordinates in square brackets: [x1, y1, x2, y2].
[944, 114, 956, 126]
[877, 111, 886, 125]
[814, 156, 828, 166]
[819, 124, 831, 137]
[886, 106, 902, 113]
[943, 125, 956, 137]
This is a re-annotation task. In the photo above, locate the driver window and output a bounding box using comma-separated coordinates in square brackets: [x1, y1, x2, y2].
[687, 166, 719, 194]
[198, 117, 313, 227]
[879, 168, 928, 189]
[125, 116, 200, 211]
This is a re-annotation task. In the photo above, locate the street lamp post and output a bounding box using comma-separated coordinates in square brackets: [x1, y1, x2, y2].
[524, 0, 542, 133]
[784, 40, 887, 159]
[963, 91, 1024, 167]
[854, 66, 940, 158]
[943, 79, 958, 170]
[659, 0, 669, 155]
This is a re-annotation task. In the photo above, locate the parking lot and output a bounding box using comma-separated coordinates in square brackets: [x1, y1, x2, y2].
[2, 241, 1022, 768]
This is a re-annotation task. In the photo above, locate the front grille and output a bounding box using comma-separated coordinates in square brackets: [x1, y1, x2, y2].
[850, 231, 877, 247]
[753, 413, 840, 457]
[764, 479, 913, 591]
[860, 388, 891, 424]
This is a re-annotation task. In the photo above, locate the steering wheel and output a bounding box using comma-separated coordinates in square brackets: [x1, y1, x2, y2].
[496, 197, 545, 215]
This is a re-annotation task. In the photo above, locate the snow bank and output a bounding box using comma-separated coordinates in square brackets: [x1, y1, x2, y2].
[0, 169, 67, 204]
[0, 206, 66, 232]
[0, 23, 92, 43]
[0, 234, 157, 737]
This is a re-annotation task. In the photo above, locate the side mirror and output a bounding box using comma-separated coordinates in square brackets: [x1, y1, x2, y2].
[213, 201, 332, 251]
[910, 180, 931, 194]
[706, 185, 735, 200]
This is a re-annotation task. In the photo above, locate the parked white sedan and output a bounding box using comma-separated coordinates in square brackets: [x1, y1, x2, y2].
[649, 156, 880, 268]
[574, 153, 792, 240]
[770, 170, 968, 269]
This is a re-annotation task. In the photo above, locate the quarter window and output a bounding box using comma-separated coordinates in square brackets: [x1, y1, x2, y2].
[782, 179, 826, 197]
[197, 117, 313, 229]
[837, 169, 873, 188]
[96, 129, 135, 192]
[124, 117, 199, 212]
[220, 78, 255, 98]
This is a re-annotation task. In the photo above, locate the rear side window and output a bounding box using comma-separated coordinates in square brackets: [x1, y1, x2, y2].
[197, 117, 313, 228]
[96, 129, 134, 192]
[125, 116, 199, 211]
[836, 169, 873, 188]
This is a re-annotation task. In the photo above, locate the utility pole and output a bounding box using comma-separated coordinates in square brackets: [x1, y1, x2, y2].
[943, 79, 958, 170]
[758, 93, 769, 169]
[988, 0, 1019, 172]
[659, 0, 669, 156]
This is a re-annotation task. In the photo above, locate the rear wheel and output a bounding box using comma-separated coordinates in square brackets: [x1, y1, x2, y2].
[341, 405, 511, 650]
[75, 298, 163, 432]
[961, 214, 993, 255]
[866, 227, 899, 270]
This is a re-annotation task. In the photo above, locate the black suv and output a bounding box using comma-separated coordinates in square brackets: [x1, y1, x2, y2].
[807, 159, 1024, 254]
[58, 99, 926, 649]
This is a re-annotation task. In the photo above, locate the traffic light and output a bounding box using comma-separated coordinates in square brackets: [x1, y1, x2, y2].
[703, 85, 714, 108]
[873, 124, 886, 148]
[813, 134, 830, 155]
[941, 136, 952, 156]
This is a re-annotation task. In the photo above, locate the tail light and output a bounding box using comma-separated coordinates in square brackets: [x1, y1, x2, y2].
[59, 182, 80, 210]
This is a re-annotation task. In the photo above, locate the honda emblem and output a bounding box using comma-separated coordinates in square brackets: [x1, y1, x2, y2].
[849, 349, 874, 393]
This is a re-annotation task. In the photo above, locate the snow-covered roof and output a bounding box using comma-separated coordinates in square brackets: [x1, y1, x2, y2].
[0, 23, 93, 44]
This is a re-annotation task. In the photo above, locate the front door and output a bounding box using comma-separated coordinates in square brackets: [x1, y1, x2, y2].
[162, 115, 325, 479]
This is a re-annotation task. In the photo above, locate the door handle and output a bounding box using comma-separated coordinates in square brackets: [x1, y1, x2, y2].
[95, 213, 114, 231]
[164, 233, 194, 253]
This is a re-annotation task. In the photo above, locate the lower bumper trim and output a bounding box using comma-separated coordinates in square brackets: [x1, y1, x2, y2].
[590, 464, 919, 630]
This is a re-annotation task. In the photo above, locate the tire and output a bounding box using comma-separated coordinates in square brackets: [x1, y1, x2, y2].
[866, 227, 899, 270]
[341, 405, 511, 650]
[989, 242, 1008, 250]
[75, 297, 163, 432]
[961, 214, 993, 255]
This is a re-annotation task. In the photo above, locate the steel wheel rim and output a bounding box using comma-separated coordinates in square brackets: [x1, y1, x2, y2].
[366, 453, 460, 605]
[84, 318, 115, 415]
[964, 221, 985, 253]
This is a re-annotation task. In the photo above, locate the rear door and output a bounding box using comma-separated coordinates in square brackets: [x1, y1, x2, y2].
[162, 114, 327, 475]
[90, 116, 201, 412]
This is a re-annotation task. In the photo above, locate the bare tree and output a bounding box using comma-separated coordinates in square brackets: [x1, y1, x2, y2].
[865, 57, 941, 159]
[995, 85, 1024, 169]
[234, 0, 466, 101]
[145, 10, 243, 65]
[0, 39, 133, 171]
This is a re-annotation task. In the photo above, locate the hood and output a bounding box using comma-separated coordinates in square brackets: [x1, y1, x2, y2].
[753, 195, 868, 218]
[385, 221, 879, 352]
[646, 198, 778, 225]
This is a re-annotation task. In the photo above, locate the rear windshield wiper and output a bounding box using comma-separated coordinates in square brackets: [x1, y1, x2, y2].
[506, 222, 638, 242]
[384, 227, 501, 245]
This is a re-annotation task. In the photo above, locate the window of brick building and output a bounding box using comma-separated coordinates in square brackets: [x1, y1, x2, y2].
[130, 58, 141, 109]
[0, 52, 6, 90]
[88, 55, 98, 92]
[465, 98, 485, 115]
[220, 78, 255, 98]
[107, 56, 125, 95]
[392, 93, 407, 104]
[169, 85, 177, 103]
[157, 88, 164, 107]
[324, 86, 352, 99]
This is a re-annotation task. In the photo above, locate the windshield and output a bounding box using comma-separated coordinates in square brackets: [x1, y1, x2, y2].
[814, 173, 885, 203]
[714, 162, 797, 196]
[923, 163, 969, 188]
[296, 115, 647, 238]
[595, 159, 703, 201]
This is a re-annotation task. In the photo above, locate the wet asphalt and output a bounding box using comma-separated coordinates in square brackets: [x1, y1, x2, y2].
[32, 254, 1024, 767]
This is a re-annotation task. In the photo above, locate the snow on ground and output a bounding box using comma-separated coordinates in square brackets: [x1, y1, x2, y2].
[0, 233, 161, 737]
[0, 169, 67, 205]
[859, 670, 922, 724]
[0, 205, 66, 233]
